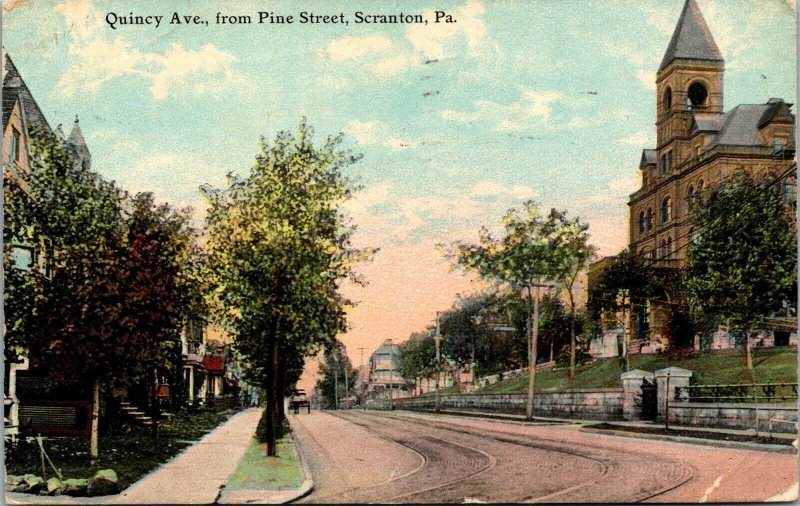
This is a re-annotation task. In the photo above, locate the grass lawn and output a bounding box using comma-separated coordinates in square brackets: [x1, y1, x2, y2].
[225, 436, 303, 490]
[476, 348, 798, 394]
[5, 408, 240, 491]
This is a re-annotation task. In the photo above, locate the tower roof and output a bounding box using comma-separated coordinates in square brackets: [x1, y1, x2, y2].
[658, 0, 723, 73]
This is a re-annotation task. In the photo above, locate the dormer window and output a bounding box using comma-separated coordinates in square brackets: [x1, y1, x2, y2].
[8, 127, 20, 165]
[687, 82, 708, 110]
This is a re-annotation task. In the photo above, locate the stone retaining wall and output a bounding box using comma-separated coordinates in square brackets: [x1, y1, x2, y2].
[668, 402, 798, 433]
[392, 389, 624, 421]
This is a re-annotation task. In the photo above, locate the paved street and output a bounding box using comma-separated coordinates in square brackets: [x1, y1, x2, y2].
[290, 410, 798, 503]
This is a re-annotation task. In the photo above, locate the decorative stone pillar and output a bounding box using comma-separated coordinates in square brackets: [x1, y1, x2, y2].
[654, 367, 693, 422]
[620, 369, 655, 421]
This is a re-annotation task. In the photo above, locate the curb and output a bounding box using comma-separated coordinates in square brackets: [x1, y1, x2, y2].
[285, 433, 314, 503]
[580, 426, 798, 454]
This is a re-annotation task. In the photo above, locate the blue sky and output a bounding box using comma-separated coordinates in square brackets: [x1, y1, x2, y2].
[3, 0, 797, 373]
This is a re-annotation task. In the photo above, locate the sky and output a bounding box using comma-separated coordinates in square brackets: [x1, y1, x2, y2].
[3, 0, 797, 390]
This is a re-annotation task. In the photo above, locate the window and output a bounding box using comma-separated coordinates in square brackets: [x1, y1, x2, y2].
[666, 150, 672, 172]
[697, 179, 705, 192]
[638, 211, 646, 235]
[645, 208, 653, 232]
[11, 245, 33, 271]
[689, 228, 699, 244]
[663, 87, 672, 111]
[661, 196, 672, 224]
[8, 127, 20, 165]
[687, 82, 708, 110]
[783, 179, 797, 206]
[660, 155, 667, 176]
[659, 236, 673, 259]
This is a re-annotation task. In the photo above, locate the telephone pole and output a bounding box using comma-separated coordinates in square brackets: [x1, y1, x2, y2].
[435, 312, 442, 414]
[388, 339, 394, 410]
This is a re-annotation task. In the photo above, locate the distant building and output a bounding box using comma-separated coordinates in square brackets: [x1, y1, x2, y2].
[366, 340, 410, 395]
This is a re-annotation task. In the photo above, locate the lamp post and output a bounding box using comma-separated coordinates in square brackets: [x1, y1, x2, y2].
[470, 314, 482, 390]
[435, 312, 442, 413]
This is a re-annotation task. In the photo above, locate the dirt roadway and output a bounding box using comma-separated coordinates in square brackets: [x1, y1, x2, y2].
[290, 410, 798, 503]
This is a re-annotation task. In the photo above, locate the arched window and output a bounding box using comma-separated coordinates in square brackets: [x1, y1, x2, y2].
[645, 207, 653, 231]
[686, 185, 696, 215]
[687, 82, 708, 109]
[660, 236, 673, 259]
[663, 87, 673, 111]
[661, 196, 672, 224]
[638, 211, 646, 235]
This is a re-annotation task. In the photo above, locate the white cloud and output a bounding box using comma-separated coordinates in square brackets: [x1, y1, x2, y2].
[405, 0, 490, 60]
[146, 43, 242, 100]
[636, 70, 656, 91]
[53, 0, 247, 99]
[441, 88, 563, 131]
[320, 0, 496, 78]
[319, 35, 393, 61]
[344, 120, 416, 150]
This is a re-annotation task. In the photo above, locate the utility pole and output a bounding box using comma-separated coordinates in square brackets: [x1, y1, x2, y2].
[343, 354, 349, 408]
[388, 339, 394, 410]
[334, 364, 339, 410]
[357, 347, 366, 409]
[435, 312, 442, 414]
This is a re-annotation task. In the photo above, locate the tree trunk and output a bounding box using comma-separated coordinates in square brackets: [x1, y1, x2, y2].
[264, 270, 282, 457]
[568, 288, 577, 381]
[275, 355, 285, 437]
[526, 285, 540, 421]
[90, 379, 100, 460]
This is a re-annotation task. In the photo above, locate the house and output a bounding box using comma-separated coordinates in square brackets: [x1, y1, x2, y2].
[3, 50, 96, 437]
[366, 340, 411, 398]
[592, 0, 797, 356]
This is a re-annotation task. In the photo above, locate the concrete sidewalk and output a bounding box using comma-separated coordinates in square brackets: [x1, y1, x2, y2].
[113, 408, 262, 504]
[8, 408, 313, 505]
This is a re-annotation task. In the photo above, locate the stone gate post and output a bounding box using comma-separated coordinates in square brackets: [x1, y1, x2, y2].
[620, 369, 655, 421]
[654, 367, 693, 423]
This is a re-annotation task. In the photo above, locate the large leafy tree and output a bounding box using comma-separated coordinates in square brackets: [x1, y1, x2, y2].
[5, 131, 195, 456]
[202, 119, 374, 455]
[685, 170, 796, 370]
[448, 202, 580, 420]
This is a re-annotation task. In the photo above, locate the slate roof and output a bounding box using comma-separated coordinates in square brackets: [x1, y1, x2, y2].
[693, 99, 796, 151]
[2, 51, 51, 134]
[658, 0, 723, 73]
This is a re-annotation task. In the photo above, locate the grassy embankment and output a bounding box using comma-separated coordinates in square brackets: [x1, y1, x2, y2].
[476, 348, 798, 394]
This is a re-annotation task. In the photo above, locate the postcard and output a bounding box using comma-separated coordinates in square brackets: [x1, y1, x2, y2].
[3, 0, 798, 503]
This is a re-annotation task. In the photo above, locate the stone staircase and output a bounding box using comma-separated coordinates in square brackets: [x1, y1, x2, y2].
[119, 401, 153, 427]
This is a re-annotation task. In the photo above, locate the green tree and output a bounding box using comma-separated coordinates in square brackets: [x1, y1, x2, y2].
[547, 210, 594, 380]
[202, 119, 374, 455]
[588, 249, 656, 371]
[448, 202, 580, 420]
[685, 170, 796, 370]
[397, 331, 437, 391]
[315, 341, 357, 409]
[5, 131, 194, 457]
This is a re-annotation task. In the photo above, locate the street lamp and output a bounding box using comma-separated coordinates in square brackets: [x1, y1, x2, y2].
[388, 339, 394, 411]
[434, 312, 442, 413]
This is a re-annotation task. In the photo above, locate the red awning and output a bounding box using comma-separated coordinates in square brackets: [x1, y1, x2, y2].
[202, 355, 224, 372]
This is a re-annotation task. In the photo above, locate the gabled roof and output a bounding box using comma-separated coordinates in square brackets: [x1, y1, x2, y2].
[2, 50, 51, 134]
[658, 0, 723, 73]
[639, 149, 656, 169]
[757, 98, 794, 129]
